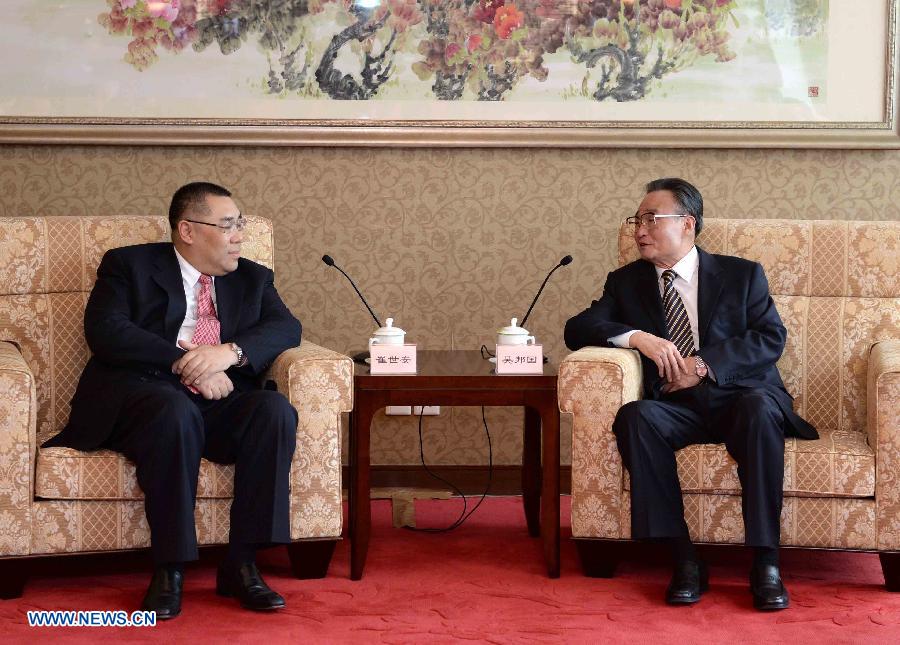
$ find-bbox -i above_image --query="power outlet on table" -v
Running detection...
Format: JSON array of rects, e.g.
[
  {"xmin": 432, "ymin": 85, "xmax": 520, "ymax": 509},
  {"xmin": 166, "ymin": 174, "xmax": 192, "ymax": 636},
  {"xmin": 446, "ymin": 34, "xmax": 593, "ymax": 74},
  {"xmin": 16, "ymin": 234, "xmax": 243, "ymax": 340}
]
[{"xmin": 384, "ymin": 406, "xmax": 440, "ymax": 416}]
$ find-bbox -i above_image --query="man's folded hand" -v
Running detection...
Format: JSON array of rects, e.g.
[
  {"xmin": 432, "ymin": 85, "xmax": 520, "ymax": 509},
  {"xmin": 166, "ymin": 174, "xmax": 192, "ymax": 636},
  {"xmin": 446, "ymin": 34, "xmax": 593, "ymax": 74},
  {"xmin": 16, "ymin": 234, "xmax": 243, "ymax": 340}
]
[
  {"xmin": 661, "ymin": 356, "xmax": 702, "ymax": 394},
  {"xmin": 629, "ymin": 331, "xmax": 688, "ymax": 382},
  {"xmin": 173, "ymin": 341, "xmax": 237, "ymax": 385},
  {"xmin": 192, "ymin": 371, "xmax": 234, "ymax": 400}
]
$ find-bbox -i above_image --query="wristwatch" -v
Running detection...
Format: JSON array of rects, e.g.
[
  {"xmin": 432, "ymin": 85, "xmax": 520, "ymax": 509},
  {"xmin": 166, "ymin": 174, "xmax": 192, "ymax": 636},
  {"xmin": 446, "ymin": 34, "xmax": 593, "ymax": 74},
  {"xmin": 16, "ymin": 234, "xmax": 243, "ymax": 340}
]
[
  {"xmin": 694, "ymin": 355, "xmax": 709, "ymax": 380},
  {"xmin": 230, "ymin": 342, "xmax": 248, "ymax": 367}
]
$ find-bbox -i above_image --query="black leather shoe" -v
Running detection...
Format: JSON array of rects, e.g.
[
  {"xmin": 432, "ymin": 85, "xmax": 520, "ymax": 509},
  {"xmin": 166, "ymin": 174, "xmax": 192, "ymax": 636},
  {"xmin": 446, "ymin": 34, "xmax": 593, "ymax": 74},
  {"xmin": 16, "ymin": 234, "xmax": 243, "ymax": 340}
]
[
  {"xmin": 141, "ymin": 567, "xmax": 183, "ymax": 620},
  {"xmin": 216, "ymin": 562, "xmax": 285, "ymax": 611},
  {"xmin": 750, "ymin": 564, "xmax": 790, "ymax": 610},
  {"xmin": 666, "ymin": 560, "xmax": 709, "ymax": 605}
]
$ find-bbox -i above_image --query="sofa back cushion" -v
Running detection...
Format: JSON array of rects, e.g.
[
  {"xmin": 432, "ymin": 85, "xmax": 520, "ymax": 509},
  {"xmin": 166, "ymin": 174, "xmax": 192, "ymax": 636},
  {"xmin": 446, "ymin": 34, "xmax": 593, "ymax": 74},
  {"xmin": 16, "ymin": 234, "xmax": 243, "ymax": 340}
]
[
  {"xmin": 0, "ymin": 216, "xmax": 274, "ymax": 444},
  {"xmin": 617, "ymin": 219, "xmax": 900, "ymax": 433}
]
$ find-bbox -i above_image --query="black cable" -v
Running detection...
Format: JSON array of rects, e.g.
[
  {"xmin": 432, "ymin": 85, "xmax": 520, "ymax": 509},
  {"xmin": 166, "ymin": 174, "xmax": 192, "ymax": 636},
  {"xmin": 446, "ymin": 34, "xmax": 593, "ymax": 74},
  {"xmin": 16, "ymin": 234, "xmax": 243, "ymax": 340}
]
[
  {"xmin": 405, "ymin": 406, "xmax": 467, "ymax": 532},
  {"xmin": 404, "ymin": 405, "xmax": 493, "ymax": 533}
]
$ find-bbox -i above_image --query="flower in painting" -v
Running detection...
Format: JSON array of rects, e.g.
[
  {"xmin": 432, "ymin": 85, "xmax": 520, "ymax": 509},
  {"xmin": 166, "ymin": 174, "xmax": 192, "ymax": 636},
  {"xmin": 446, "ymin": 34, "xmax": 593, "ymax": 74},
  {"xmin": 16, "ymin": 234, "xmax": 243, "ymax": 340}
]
[
  {"xmin": 534, "ymin": 0, "xmax": 565, "ymax": 20},
  {"xmin": 473, "ymin": 0, "xmax": 504, "ymax": 24},
  {"xmin": 466, "ymin": 33, "xmax": 483, "ymax": 54},
  {"xmin": 98, "ymin": 0, "xmax": 198, "ymax": 70},
  {"xmin": 659, "ymin": 9, "xmax": 680, "ymax": 30},
  {"xmin": 203, "ymin": 0, "xmax": 239, "ymax": 15},
  {"xmin": 125, "ymin": 36, "xmax": 159, "ymax": 70},
  {"xmin": 146, "ymin": 1, "xmax": 180, "ymax": 23},
  {"xmin": 493, "ymin": 3, "xmax": 523, "ymax": 40},
  {"xmin": 444, "ymin": 41, "xmax": 461, "ymax": 62},
  {"xmin": 130, "ymin": 17, "xmax": 155, "ymax": 38},
  {"xmin": 101, "ymin": 3, "xmax": 129, "ymax": 32},
  {"xmin": 375, "ymin": 0, "xmax": 423, "ymax": 33},
  {"xmin": 159, "ymin": 21, "xmax": 196, "ymax": 51}
]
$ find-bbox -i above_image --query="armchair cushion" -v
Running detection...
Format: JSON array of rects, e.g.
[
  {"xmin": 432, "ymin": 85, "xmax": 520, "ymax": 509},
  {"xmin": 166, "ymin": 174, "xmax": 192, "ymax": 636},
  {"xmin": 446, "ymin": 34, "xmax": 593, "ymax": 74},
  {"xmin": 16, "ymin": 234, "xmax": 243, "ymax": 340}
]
[
  {"xmin": 35, "ymin": 448, "xmax": 235, "ymax": 500},
  {"xmin": 622, "ymin": 428, "xmax": 875, "ymax": 498}
]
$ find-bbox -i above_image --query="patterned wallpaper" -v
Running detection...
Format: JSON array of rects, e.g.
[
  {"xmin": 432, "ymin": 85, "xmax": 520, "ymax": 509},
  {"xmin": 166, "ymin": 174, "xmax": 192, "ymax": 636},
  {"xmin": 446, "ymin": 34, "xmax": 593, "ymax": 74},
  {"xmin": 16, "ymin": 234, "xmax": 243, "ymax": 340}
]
[{"xmin": 1, "ymin": 145, "xmax": 899, "ymax": 466}]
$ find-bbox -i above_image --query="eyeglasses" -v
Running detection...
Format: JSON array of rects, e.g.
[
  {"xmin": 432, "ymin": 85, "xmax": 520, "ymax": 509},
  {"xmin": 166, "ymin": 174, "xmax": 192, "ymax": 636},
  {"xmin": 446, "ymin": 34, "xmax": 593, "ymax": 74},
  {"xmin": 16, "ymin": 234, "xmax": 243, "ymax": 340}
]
[
  {"xmin": 183, "ymin": 216, "xmax": 247, "ymax": 234},
  {"xmin": 625, "ymin": 213, "xmax": 688, "ymax": 229}
]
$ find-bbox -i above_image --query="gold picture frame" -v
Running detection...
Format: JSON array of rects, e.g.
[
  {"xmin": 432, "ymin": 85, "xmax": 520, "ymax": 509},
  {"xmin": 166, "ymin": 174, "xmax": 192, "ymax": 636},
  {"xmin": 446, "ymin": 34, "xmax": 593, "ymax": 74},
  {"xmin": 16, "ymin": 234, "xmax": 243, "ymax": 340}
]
[{"xmin": 1, "ymin": 0, "xmax": 897, "ymax": 149}]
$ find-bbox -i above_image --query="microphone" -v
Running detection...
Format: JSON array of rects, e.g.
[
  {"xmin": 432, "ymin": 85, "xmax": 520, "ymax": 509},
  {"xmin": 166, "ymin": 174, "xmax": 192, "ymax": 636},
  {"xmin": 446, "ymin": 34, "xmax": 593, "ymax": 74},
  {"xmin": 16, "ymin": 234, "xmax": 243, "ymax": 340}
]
[
  {"xmin": 321, "ymin": 255, "xmax": 382, "ymax": 328},
  {"xmin": 322, "ymin": 255, "xmax": 382, "ymax": 364},
  {"xmin": 520, "ymin": 254, "xmax": 573, "ymax": 328}
]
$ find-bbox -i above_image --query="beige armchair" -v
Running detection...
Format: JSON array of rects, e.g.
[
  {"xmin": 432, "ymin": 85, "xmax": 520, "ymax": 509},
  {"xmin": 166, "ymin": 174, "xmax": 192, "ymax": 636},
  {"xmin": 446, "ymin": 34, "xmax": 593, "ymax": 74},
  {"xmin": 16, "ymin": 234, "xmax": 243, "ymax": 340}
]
[
  {"xmin": 559, "ymin": 219, "xmax": 900, "ymax": 588},
  {"xmin": 0, "ymin": 216, "xmax": 353, "ymax": 598}
]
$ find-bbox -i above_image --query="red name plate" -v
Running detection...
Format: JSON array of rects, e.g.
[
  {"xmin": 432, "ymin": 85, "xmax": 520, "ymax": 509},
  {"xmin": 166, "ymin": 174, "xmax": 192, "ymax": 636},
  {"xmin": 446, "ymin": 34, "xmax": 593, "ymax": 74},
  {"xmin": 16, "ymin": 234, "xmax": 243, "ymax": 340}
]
[
  {"xmin": 495, "ymin": 344, "xmax": 543, "ymax": 375},
  {"xmin": 370, "ymin": 344, "xmax": 417, "ymax": 375}
]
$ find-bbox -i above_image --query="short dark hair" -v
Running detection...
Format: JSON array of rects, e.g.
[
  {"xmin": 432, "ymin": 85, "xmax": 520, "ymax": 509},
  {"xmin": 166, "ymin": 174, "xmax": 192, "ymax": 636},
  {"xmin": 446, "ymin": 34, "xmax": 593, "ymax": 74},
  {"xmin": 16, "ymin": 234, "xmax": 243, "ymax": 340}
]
[
  {"xmin": 168, "ymin": 182, "xmax": 232, "ymax": 229},
  {"xmin": 644, "ymin": 177, "xmax": 704, "ymax": 235}
]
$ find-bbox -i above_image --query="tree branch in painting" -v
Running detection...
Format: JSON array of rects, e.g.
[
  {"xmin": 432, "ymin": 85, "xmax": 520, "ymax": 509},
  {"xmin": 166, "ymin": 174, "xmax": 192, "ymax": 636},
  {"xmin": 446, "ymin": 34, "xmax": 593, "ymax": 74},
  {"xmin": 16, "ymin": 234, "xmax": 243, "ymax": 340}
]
[{"xmin": 564, "ymin": 0, "xmax": 736, "ymax": 102}]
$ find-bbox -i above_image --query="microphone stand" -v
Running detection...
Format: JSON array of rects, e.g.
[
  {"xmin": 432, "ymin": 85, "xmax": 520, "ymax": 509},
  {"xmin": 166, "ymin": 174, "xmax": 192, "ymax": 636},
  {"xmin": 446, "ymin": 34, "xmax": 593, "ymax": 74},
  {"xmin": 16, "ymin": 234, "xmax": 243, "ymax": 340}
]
[
  {"xmin": 521, "ymin": 263, "xmax": 562, "ymax": 328},
  {"xmin": 322, "ymin": 255, "xmax": 381, "ymax": 363},
  {"xmin": 519, "ymin": 255, "xmax": 573, "ymax": 363}
]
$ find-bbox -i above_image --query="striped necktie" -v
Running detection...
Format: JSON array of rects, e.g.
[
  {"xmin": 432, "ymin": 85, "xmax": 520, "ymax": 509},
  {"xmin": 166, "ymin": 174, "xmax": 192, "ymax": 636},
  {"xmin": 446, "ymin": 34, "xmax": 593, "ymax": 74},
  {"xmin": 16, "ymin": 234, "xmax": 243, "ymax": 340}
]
[{"xmin": 662, "ymin": 269, "xmax": 695, "ymax": 358}]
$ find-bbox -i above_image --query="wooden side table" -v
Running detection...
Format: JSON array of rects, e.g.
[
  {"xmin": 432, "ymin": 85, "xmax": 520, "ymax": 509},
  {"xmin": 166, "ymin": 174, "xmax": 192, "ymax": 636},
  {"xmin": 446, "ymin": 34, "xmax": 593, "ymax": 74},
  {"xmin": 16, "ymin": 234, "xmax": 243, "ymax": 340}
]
[{"xmin": 348, "ymin": 350, "xmax": 560, "ymax": 580}]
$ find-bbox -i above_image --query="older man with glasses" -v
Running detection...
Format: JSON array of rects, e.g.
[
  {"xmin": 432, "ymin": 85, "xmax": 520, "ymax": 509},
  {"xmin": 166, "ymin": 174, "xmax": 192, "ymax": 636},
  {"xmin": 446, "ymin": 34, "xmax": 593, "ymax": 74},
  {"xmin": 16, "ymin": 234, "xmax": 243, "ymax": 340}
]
[
  {"xmin": 46, "ymin": 182, "xmax": 301, "ymax": 619},
  {"xmin": 565, "ymin": 177, "xmax": 816, "ymax": 611}
]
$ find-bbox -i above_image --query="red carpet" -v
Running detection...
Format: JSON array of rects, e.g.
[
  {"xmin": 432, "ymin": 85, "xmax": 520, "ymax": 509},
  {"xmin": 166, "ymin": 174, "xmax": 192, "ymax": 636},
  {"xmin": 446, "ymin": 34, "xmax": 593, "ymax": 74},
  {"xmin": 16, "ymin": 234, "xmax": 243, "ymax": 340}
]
[{"xmin": 2, "ymin": 496, "xmax": 900, "ymax": 643}]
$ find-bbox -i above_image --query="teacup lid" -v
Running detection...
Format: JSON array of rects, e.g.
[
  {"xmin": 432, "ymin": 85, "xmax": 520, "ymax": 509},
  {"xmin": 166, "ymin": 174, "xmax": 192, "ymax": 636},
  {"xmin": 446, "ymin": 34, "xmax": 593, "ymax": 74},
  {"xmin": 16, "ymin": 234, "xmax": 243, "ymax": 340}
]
[
  {"xmin": 497, "ymin": 317, "xmax": 529, "ymax": 335},
  {"xmin": 373, "ymin": 317, "xmax": 405, "ymax": 336}
]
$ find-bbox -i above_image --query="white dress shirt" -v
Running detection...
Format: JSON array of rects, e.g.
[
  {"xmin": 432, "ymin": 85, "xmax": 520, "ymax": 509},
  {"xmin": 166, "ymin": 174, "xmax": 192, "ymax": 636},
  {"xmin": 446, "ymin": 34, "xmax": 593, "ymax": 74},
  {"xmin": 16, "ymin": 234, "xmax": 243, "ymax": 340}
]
[
  {"xmin": 174, "ymin": 248, "xmax": 217, "ymax": 346},
  {"xmin": 609, "ymin": 246, "xmax": 713, "ymax": 379}
]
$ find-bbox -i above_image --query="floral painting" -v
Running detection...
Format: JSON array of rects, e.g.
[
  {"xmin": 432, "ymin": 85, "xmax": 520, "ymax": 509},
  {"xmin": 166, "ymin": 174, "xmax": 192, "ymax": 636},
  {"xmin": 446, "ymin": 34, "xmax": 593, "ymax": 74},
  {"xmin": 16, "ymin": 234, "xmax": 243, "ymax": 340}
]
[{"xmin": 92, "ymin": 0, "xmax": 826, "ymax": 103}]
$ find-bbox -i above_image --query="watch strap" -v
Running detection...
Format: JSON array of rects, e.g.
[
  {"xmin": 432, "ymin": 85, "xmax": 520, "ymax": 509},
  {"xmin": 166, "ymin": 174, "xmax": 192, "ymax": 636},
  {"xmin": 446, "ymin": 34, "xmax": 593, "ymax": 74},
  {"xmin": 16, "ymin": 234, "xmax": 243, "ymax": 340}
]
[
  {"xmin": 694, "ymin": 355, "xmax": 708, "ymax": 379},
  {"xmin": 231, "ymin": 342, "xmax": 248, "ymax": 367}
]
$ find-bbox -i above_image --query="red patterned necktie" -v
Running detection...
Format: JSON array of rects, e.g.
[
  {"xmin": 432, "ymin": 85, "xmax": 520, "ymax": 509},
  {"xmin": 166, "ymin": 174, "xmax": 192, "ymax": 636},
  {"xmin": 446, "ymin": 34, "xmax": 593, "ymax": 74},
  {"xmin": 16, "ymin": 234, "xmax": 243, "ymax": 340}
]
[
  {"xmin": 186, "ymin": 274, "xmax": 220, "ymax": 393},
  {"xmin": 191, "ymin": 274, "xmax": 221, "ymax": 346}
]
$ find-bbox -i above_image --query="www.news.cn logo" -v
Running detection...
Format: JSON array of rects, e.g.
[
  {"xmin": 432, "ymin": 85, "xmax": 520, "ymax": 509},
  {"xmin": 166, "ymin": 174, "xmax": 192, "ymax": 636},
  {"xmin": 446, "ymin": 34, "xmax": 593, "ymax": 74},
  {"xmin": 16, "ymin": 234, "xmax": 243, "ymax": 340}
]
[{"xmin": 27, "ymin": 610, "xmax": 157, "ymax": 627}]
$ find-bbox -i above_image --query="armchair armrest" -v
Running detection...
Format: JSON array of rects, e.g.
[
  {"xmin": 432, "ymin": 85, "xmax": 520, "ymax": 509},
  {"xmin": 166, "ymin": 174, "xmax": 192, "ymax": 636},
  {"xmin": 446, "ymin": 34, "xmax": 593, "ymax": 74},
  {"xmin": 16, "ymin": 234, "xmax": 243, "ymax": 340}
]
[
  {"xmin": 0, "ymin": 341, "xmax": 37, "ymax": 556},
  {"xmin": 559, "ymin": 347, "xmax": 642, "ymax": 540},
  {"xmin": 869, "ymin": 340, "xmax": 900, "ymax": 550},
  {"xmin": 266, "ymin": 341, "xmax": 353, "ymax": 540},
  {"xmin": 267, "ymin": 341, "xmax": 354, "ymax": 413},
  {"xmin": 558, "ymin": 347, "xmax": 643, "ymax": 414}
]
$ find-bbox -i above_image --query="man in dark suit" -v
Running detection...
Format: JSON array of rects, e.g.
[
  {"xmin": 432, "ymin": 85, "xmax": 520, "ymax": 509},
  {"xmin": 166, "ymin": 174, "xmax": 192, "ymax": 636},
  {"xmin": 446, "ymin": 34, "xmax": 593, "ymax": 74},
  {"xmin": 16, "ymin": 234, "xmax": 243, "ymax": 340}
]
[
  {"xmin": 46, "ymin": 182, "xmax": 301, "ymax": 619},
  {"xmin": 565, "ymin": 178, "xmax": 816, "ymax": 611}
]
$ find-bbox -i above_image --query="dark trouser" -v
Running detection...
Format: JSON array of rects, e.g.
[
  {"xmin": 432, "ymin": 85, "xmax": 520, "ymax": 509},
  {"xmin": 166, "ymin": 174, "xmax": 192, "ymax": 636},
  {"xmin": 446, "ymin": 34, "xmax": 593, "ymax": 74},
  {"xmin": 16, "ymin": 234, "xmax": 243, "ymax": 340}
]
[
  {"xmin": 612, "ymin": 383, "xmax": 785, "ymax": 549},
  {"xmin": 104, "ymin": 380, "xmax": 298, "ymax": 564}
]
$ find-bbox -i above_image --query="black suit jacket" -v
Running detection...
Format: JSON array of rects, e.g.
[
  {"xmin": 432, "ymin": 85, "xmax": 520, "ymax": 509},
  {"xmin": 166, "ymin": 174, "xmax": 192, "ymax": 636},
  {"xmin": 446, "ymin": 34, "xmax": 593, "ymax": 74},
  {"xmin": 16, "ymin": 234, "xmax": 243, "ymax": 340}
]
[
  {"xmin": 564, "ymin": 247, "xmax": 816, "ymax": 439},
  {"xmin": 46, "ymin": 242, "xmax": 302, "ymax": 451}
]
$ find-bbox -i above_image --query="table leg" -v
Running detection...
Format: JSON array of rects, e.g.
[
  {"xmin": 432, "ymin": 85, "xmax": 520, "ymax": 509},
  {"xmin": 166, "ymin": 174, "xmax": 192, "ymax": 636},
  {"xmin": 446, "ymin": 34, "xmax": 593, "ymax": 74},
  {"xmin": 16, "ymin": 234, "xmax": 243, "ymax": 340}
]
[
  {"xmin": 522, "ymin": 406, "xmax": 542, "ymax": 538},
  {"xmin": 349, "ymin": 396, "xmax": 378, "ymax": 580},
  {"xmin": 348, "ymin": 411, "xmax": 356, "ymax": 543},
  {"xmin": 538, "ymin": 392, "xmax": 560, "ymax": 578}
]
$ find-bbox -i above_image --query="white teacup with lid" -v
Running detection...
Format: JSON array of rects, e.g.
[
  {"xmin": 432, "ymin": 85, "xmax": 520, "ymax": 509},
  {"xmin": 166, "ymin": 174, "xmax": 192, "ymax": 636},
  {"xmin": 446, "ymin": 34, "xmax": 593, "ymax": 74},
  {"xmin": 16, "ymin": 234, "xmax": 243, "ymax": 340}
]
[
  {"xmin": 496, "ymin": 318, "xmax": 536, "ymax": 346},
  {"xmin": 369, "ymin": 317, "xmax": 406, "ymax": 347}
]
